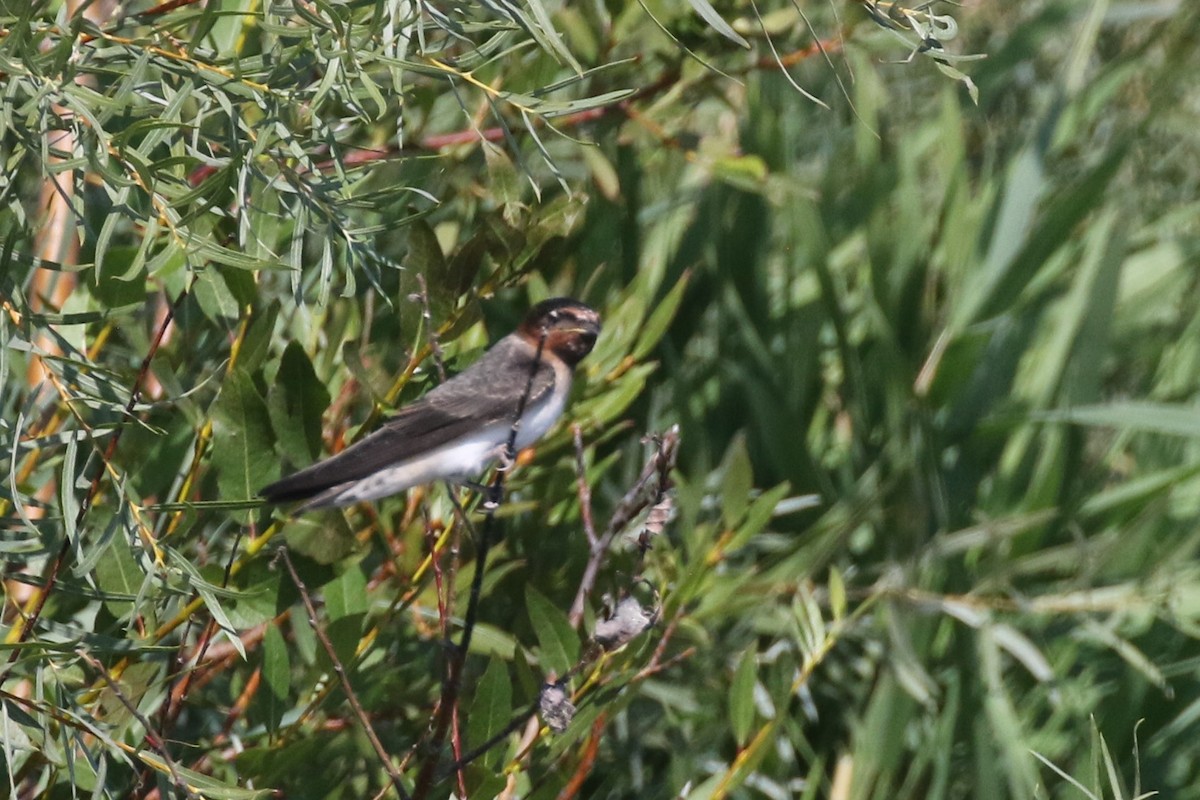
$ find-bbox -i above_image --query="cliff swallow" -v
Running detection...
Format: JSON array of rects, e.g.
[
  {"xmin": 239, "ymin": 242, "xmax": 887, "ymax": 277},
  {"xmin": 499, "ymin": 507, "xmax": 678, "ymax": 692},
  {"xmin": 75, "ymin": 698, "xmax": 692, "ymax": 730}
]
[{"xmin": 259, "ymin": 298, "xmax": 601, "ymax": 512}]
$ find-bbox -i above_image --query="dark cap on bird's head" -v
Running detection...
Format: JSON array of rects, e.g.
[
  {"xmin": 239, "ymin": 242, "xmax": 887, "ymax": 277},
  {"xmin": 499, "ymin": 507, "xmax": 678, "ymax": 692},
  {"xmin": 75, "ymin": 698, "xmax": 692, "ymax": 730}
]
[{"xmin": 519, "ymin": 298, "xmax": 601, "ymax": 366}]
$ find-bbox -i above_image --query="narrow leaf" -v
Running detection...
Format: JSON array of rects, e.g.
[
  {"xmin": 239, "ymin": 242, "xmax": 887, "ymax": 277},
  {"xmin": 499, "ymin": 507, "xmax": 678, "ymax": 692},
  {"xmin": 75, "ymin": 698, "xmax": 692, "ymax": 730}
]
[
  {"xmin": 468, "ymin": 657, "xmax": 513, "ymax": 768},
  {"xmin": 525, "ymin": 585, "xmax": 579, "ymax": 676},
  {"xmin": 687, "ymin": 0, "xmax": 751, "ymax": 48},
  {"xmin": 1043, "ymin": 402, "xmax": 1200, "ymax": 438},
  {"xmin": 729, "ymin": 648, "xmax": 758, "ymax": 746},
  {"xmin": 262, "ymin": 622, "xmax": 290, "ymax": 733},
  {"xmin": 720, "ymin": 434, "xmax": 754, "ymax": 527}
]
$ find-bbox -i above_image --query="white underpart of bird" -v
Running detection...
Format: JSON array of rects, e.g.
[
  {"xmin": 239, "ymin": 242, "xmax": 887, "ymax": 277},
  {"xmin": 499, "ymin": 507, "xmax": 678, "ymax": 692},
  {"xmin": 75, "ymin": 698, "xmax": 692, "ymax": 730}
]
[{"xmin": 308, "ymin": 360, "xmax": 570, "ymax": 507}]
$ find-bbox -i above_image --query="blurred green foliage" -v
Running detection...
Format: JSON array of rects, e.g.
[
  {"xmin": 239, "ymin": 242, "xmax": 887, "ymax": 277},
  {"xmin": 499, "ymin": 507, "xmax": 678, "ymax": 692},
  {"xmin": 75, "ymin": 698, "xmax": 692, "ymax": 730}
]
[{"xmin": 3, "ymin": 0, "xmax": 1200, "ymax": 798}]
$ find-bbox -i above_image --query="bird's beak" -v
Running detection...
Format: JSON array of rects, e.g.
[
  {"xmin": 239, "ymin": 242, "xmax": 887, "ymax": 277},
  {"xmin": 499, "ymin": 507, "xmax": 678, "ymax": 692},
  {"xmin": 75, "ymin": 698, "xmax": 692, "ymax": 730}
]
[{"xmin": 574, "ymin": 318, "xmax": 601, "ymax": 346}]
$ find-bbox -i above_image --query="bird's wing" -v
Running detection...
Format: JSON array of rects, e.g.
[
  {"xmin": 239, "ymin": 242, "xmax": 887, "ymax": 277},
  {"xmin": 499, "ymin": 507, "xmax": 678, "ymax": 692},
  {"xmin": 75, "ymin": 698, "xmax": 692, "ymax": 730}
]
[
  {"xmin": 421, "ymin": 335, "xmax": 558, "ymax": 416},
  {"xmin": 259, "ymin": 338, "xmax": 557, "ymax": 503}
]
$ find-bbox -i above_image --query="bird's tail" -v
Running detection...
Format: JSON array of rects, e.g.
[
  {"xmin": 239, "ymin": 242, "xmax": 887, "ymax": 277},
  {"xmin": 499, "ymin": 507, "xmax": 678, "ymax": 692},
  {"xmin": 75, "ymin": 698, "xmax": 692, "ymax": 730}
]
[{"xmin": 260, "ymin": 464, "xmax": 352, "ymax": 511}]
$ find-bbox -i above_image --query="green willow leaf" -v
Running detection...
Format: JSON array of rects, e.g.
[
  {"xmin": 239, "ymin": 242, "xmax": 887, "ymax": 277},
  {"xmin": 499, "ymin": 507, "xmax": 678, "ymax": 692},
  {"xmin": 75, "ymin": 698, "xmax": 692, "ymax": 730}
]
[
  {"xmin": 525, "ymin": 585, "xmax": 579, "ymax": 676},
  {"xmin": 687, "ymin": 0, "xmax": 751, "ymax": 49},
  {"xmin": 468, "ymin": 657, "xmax": 513, "ymax": 769},
  {"xmin": 729, "ymin": 648, "xmax": 757, "ymax": 747},
  {"xmin": 1042, "ymin": 402, "xmax": 1200, "ymax": 438},
  {"xmin": 267, "ymin": 342, "xmax": 331, "ymax": 468},
  {"xmin": 212, "ymin": 368, "xmax": 277, "ymax": 503}
]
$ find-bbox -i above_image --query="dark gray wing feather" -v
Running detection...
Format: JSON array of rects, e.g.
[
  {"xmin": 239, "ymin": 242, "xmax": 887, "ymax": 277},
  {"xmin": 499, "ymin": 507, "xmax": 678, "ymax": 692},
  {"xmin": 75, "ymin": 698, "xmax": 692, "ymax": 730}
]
[{"xmin": 259, "ymin": 336, "xmax": 555, "ymax": 504}]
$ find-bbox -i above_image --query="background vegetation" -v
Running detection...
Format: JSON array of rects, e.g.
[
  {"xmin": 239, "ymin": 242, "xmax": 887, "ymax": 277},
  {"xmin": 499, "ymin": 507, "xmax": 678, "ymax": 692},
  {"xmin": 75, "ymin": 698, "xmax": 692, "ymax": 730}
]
[{"xmin": 2, "ymin": 0, "xmax": 1200, "ymax": 797}]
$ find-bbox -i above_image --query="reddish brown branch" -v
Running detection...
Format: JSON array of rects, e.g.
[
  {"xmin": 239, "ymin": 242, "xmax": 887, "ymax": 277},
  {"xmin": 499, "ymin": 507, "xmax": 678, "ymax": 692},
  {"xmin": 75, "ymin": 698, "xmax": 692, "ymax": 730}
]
[
  {"xmin": 568, "ymin": 428, "xmax": 679, "ymax": 626},
  {"xmin": 573, "ymin": 425, "xmax": 598, "ymax": 550},
  {"xmin": 554, "ymin": 712, "xmax": 608, "ymax": 800},
  {"xmin": 182, "ymin": 34, "xmax": 842, "ymax": 188},
  {"xmin": 755, "ymin": 36, "xmax": 843, "ymax": 70},
  {"xmin": 410, "ymin": 329, "xmax": 549, "ymax": 799},
  {"xmin": 137, "ymin": 0, "xmax": 207, "ymax": 17},
  {"xmin": 278, "ymin": 546, "xmax": 411, "ymax": 799},
  {"xmin": 79, "ymin": 650, "xmax": 198, "ymax": 799}
]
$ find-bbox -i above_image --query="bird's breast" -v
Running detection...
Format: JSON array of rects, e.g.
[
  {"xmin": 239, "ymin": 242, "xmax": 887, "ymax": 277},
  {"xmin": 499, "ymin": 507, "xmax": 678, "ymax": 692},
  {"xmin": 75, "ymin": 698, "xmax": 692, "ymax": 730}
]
[{"xmin": 513, "ymin": 363, "xmax": 571, "ymax": 450}]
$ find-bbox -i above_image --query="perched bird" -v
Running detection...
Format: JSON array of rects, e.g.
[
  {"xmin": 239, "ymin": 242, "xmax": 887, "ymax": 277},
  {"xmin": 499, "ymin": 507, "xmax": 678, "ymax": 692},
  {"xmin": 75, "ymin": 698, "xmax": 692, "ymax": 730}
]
[{"xmin": 259, "ymin": 298, "xmax": 601, "ymax": 512}]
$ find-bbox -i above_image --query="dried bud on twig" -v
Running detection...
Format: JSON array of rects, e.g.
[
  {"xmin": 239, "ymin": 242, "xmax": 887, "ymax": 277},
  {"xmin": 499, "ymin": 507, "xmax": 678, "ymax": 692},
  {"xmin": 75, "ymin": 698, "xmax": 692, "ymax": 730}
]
[
  {"xmin": 539, "ymin": 681, "xmax": 576, "ymax": 733},
  {"xmin": 594, "ymin": 593, "xmax": 660, "ymax": 651},
  {"xmin": 636, "ymin": 495, "xmax": 674, "ymax": 552}
]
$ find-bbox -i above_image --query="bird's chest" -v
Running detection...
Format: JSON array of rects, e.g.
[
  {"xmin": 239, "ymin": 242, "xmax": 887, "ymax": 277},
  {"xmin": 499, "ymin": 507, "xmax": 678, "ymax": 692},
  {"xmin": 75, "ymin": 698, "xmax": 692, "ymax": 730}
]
[{"xmin": 514, "ymin": 380, "xmax": 569, "ymax": 450}]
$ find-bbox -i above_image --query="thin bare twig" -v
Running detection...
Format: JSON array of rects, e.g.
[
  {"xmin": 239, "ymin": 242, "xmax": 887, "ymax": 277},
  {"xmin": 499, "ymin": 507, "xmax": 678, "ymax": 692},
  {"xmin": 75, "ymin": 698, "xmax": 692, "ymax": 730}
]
[
  {"xmin": 422, "ymin": 512, "xmax": 451, "ymax": 642},
  {"xmin": 411, "ymin": 287, "xmax": 470, "ymax": 796},
  {"xmin": 136, "ymin": 0, "xmax": 205, "ymax": 18},
  {"xmin": 437, "ymin": 700, "xmax": 540, "ymax": 779},
  {"xmin": 568, "ymin": 427, "xmax": 680, "ymax": 627},
  {"xmin": 572, "ymin": 425, "xmax": 597, "ymax": 549},
  {"xmin": 442, "ymin": 428, "xmax": 685, "ymax": 777},
  {"xmin": 135, "ymin": 612, "xmax": 214, "ymax": 800},
  {"xmin": 635, "ymin": 610, "xmax": 688, "ymax": 681},
  {"xmin": 411, "ymin": 327, "xmax": 549, "ymax": 799},
  {"xmin": 155, "ymin": 528, "xmax": 244, "ymax": 732},
  {"xmin": 333, "ymin": 37, "xmax": 841, "ymax": 164},
  {"xmin": 420, "ymin": 505, "xmax": 468, "ymax": 798},
  {"xmin": 77, "ymin": 650, "xmax": 199, "ymax": 800},
  {"xmin": 277, "ymin": 547, "xmax": 411, "ymax": 800},
  {"xmin": 633, "ymin": 646, "xmax": 696, "ymax": 682},
  {"xmin": 413, "ymin": 275, "xmax": 447, "ymax": 383},
  {"xmin": 554, "ymin": 712, "xmax": 607, "ymax": 800}
]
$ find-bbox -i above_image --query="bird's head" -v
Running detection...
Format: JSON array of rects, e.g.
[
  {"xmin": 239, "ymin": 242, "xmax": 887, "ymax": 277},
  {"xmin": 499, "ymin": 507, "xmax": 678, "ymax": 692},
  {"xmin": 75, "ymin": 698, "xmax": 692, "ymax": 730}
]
[{"xmin": 520, "ymin": 298, "xmax": 601, "ymax": 367}]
